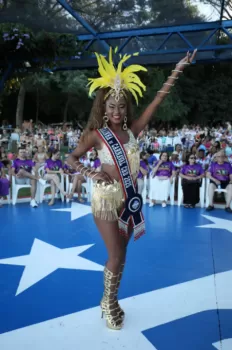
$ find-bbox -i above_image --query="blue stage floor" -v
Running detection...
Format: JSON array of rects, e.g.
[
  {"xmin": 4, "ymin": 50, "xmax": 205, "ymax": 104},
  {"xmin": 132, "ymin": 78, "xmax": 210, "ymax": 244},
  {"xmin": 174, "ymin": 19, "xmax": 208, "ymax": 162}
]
[{"xmin": 0, "ymin": 202, "xmax": 231, "ymax": 350}]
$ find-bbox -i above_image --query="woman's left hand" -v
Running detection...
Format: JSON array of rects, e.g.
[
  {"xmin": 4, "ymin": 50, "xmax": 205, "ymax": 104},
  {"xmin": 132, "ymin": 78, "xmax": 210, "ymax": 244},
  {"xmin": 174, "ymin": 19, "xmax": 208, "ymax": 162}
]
[{"xmin": 176, "ymin": 49, "xmax": 198, "ymax": 71}]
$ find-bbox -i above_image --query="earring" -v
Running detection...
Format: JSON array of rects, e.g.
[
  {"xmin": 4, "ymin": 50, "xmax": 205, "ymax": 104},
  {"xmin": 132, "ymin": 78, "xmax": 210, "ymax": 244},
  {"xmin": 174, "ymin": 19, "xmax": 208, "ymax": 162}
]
[
  {"xmin": 103, "ymin": 113, "xmax": 109, "ymax": 128},
  {"xmin": 123, "ymin": 116, "xmax": 127, "ymax": 131}
]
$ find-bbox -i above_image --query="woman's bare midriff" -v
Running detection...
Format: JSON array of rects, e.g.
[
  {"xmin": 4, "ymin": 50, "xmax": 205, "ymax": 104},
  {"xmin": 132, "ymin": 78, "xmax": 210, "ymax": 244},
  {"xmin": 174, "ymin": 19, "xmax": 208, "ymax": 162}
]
[{"xmin": 101, "ymin": 163, "xmax": 120, "ymax": 182}]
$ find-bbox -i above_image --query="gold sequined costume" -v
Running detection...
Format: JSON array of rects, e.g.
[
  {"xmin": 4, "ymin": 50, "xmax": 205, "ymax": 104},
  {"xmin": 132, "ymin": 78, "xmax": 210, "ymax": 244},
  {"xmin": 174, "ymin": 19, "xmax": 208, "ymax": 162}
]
[{"xmin": 92, "ymin": 129, "xmax": 140, "ymax": 221}]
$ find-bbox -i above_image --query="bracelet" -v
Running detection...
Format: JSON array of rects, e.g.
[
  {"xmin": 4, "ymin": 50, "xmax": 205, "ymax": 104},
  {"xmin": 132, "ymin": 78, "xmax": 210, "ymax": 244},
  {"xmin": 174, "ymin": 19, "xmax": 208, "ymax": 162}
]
[
  {"xmin": 82, "ymin": 167, "xmax": 90, "ymax": 176},
  {"xmin": 158, "ymin": 90, "xmax": 170, "ymax": 94},
  {"xmin": 176, "ymin": 62, "xmax": 190, "ymax": 66},
  {"xmin": 164, "ymin": 83, "xmax": 174, "ymax": 86},
  {"xmin": 172, "ymin": 69, "xmax": 183, "ymax": 73},
  {"xmin": 75, "ymin": 163, "xmax": 83, "ymax": 171},
  {"xmin": 91, "ymin": 172, "xmax": 98, "ymax": 180},
  {"xmin": 82, "ymin": 168, "xmax": 89, "ymax": 177},
  {"xmin": 168, "ymin": 76, "xmax": 179, "ymax": 80},
  {"xmin": 80, "ymin": 166, "xmax": 87, "ymax": 174},
  {"xmin": 88, "ymin": 169, "xmax": 95, "ymax": 177}
]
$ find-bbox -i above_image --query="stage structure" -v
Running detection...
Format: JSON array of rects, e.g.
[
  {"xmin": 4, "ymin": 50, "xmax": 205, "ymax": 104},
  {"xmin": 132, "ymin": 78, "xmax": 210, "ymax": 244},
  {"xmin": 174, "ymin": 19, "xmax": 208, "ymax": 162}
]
[{"xmin": 0, "ymin": 0, "xmax": 232, "ymax": 91}]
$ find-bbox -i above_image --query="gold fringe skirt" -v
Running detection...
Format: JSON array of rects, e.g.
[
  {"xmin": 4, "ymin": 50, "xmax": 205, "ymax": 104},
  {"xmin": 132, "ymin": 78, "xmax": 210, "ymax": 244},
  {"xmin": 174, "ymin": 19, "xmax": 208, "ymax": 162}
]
[{"xmin": 91, "ymin": 181, "xmax": 124, "ymax": 221}]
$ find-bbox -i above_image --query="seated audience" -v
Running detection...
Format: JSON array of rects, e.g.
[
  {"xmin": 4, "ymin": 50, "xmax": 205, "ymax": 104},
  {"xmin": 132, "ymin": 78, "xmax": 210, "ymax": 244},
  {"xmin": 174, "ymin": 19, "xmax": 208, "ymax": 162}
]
[
  {"xmin": 43, "ymin": 149, "xmax": 67, "ymax": 206},
  {"xmin": 11, "ymin": 148, "xmax": 45, "ymax": 207},
  {"xmin": 137, "ymin": 152, "xmax": 149, "ymax": 195},
  {"xmin": 180, "ymin": 154, "xmax": 205, "ymax": 208},
  {"xmin": 206, "ymin": 151, "xmax": 232, "ymax": 213},
  {"xmin": 0, "ymin": 161, "xmax": 10, "ymax": 207},
  {"xmin": 149, "ymin": 152, "xmax": 175, "ymax": 208}
]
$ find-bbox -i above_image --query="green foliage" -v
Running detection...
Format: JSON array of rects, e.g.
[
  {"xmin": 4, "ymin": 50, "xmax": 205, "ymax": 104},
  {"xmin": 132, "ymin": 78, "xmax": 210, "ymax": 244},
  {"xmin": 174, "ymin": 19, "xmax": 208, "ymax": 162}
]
[
  {"xmin": 1, "ymin": 0, "xmax": 205, "ymax": 34},
  {"xmin": 2, "ymin": 63, "xmax": 232, "ymax": 126},
  {"xmin": 178, "ymin": 63, "xmax": 232, "ymax": 125},
  {"xmin": 196, "ymin": 74, "xmax": 232, "ymax": 123},
  {"xmin": 0, "ymin": 0, "xmax": 230, "ymax": 125},
  {"xmin": 23, "ymin": 70, "xmax": 91, "ymax": 121},
  {"xmin": 137, "ymin": 68, "xmax": 189, "ymax": 122},
  {"xmin": 0, "ymin": 23, "xmax": 82, "ymax": 62}
]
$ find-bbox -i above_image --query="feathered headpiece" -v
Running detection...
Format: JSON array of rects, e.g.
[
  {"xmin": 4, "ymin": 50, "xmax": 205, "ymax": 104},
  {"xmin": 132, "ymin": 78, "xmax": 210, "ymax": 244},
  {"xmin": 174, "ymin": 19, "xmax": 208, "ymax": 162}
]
[{"xmin": 88, "ymin": 47, "xmax": 147, "ymax": 105}]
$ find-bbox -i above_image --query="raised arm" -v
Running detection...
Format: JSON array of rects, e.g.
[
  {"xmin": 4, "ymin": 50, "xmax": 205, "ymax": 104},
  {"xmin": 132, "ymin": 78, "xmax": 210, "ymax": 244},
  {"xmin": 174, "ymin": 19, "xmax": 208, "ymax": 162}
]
[{"xmin": 131, "ymin": 50, "xmax": 197, "ymax": 137}]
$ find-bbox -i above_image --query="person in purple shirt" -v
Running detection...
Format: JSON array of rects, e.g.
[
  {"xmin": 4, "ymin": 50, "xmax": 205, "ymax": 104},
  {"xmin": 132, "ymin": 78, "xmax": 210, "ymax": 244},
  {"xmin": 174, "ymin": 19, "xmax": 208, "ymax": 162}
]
[
  {"xmin": 180, "ymin": 153, "xmax": 205, "ymax": 208},
  {"xmin": 11, "ymin": 147, "xmax": 45, "ymax": 208},
  {"xmin": 89, "ymin": 149, "xmax": 101, "ymax": 171},
  {"xmin": 206, "ymin": 151, "xmax": 232, "ymax": 212},
  {"xmin": 137, "ymin": 152, "xmax": 149, "ymax": 195},
  {"xmin": 149, "ymin": 152, "xmax": 176, "ymax": 208},
  {"xmin": 63, "ymin": 152, "xmax": 90, "ymax": 203},
  {"xmin": 44, "ymin": 149, "xmax": 68, "ymax": 206},
  {"xmin": 0, "ymin": 161, "xmax": 10, "ymax": 207}
]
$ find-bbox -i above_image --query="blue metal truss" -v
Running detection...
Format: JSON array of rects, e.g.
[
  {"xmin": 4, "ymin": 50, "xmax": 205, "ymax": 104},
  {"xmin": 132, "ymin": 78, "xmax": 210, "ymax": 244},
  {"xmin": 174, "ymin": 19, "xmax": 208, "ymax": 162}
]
[
  {"xmin": 16, "ymin": 20, "xmax": 231, "ymax": 72},
  {"xmin": 0, "ymin": 2, "xmax": 232, "ymax": 92},
  {"xmin": 43, "ymin": 20, "xmax": 232, "ymax": 70},
  {"xmin": 77, "ymin": 20, "xmax": 232, "ymax": 56},
  {"xmin": 56, "ymin": 0, "xmax": 109, "ymax": 51},
  {"xmin": 78, "ymin": 20, "xmax": 232, "ymax": 41}
]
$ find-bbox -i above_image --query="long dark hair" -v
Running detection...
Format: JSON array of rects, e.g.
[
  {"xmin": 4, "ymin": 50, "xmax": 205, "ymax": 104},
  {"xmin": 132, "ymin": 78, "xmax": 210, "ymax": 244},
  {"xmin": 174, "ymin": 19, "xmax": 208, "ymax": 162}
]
[{"xmin": 140, "ymin": 151, "xmax": 148, "ymax": 165}]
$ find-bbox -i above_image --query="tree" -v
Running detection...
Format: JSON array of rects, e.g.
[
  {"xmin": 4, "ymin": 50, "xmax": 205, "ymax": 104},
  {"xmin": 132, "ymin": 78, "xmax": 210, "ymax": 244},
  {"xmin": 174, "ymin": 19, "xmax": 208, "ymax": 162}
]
[
  {"xmin": 202, "ymin": 0, "xmax": 232, "ymax": 20},
  {"xmin": 24, "ymin": 73, "xmax": 53, "ymax": 123},
  {"xmin": 0, "ymin": 23, "xmax": 82, "ymax": 63},
  {"xmin": 178, "ymin": 63, "xmax": 232, "ymax": 125},
  {"xmin": 1, "ymin": 0, "xmax": 205, "ymax": 34},
  {"xmin": 50, "ymin": 71, "xmax": 91, "ymax": 122},
  {"xmin": 0, "ymin": 0, "xmax": 80, "ymax": 33},
  {"xmin": 137, "ymin": 67, "xmax": 189, "ymax": 125}
]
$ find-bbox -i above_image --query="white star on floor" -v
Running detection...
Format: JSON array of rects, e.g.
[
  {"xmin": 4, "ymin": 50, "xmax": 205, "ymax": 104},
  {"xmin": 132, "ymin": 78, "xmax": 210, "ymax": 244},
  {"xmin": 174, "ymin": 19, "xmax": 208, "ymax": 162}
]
[
  {"xmin": 0, "ymin": 239, "xmax": 103, "ymax": 296},
  {"xmin": 51, "ymin": 202, "xmax": 92, "ymax": 221},
  {"xmin": 213, "ymin": 339, "xmax": 232, "ymax": 350},
  {"xmin": 0, "ymin": 270, "xmax": 231, "ymax": 350},
  {"xmin": 197, "ymin": 215, "xmax": 232, "ymax": 233}
]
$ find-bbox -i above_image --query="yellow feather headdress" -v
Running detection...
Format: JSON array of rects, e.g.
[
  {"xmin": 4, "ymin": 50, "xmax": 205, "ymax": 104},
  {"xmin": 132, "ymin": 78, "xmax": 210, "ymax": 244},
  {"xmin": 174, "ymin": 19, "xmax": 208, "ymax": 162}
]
[{"xmin": 88, "ymin": 47, "xmax": 147, "ymax": 105}]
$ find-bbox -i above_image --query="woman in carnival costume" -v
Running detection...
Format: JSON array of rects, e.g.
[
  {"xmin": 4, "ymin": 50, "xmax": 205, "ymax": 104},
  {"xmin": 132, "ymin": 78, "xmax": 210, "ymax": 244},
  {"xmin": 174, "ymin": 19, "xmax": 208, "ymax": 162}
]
[{"xmin": 68, "ymin": 48, "xmax": 197, "ymax": 330}]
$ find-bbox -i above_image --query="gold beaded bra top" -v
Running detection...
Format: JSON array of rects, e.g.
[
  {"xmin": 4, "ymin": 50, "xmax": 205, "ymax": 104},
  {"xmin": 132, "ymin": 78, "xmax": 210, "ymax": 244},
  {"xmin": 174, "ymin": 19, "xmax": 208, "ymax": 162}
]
[{"xmin": 98, "ymin": 129, "xmax": 140, "ymax": 177}]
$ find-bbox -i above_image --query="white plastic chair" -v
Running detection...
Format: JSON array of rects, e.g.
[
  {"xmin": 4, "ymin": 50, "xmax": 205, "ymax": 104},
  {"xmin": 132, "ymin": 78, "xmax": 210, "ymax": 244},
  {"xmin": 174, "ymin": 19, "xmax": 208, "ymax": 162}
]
[
  {"xmin": 66, "ymin": 174, "xmax": 92, "ymax": 203},
  {"xmin": 6, "ymin": 174, "xmax": 11, "ymax": 204},
  {"xmin": 12, "ymin": 175, "xmax": 39, "ymax": 205},
  {"xmin": 178, "ymin": 176, "xmax": 205, "ymax": 208},
  {"xmin": 169, "ymin": 176, "xmax": 176, "ymax": 205},
  {"xmin": 38, "ymin": 166, "xmax": 64, "ymax": 203},
  {"xmin": 141, "ymin": 175, "xmax": 148, "ymax": 204},
  {"xmin": 205, "ymin": 178, "xmax": 232, "ymax": 209}
]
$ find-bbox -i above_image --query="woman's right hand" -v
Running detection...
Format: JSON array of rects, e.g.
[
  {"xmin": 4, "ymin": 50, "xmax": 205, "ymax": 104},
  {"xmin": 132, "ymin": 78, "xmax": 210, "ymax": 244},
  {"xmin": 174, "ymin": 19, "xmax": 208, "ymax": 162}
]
[
  {"xmin": 187, "ymin": 176, "xmax": 194, "ymax": 180},
  {"xmin": 92, "ymin": 171, "xmax": 114, "ymax": 184}
]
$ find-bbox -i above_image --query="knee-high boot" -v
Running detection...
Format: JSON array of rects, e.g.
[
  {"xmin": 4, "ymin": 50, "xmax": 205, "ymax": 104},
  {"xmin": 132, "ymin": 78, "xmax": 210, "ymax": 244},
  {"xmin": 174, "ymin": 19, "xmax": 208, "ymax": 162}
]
[
  {"xmin": 114, "ymin": 263, "xmax": 125, "ymax": 320},
  {"xmin": 100, "ymin": 266, "xmax": 123, "ymax": 330}
]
